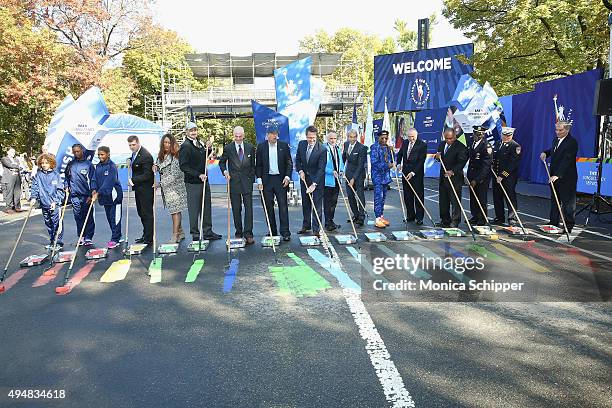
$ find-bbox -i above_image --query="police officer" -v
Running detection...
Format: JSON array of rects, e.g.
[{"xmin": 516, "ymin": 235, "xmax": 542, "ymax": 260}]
[
  {"xmin": 492, "ymin": 127, "xmax": 521, "ymax": 225},
  {"xmin": 466, "ymin": 125, "xmax": 492, "ymax": 225}
]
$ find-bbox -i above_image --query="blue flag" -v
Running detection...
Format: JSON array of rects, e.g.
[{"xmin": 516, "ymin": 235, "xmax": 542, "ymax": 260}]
[{"xmin": 251, "ymin": 100, "xmax": 290, "ymax": 144}]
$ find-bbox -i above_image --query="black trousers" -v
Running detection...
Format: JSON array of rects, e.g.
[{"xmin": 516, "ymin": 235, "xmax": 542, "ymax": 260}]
[
  {"xmin": 493, "ymin": 176, "xmax": 518, "ymax": 222},
  {"xmin": 401, "ymin": 175, "xmax": 424, "ymax": 221},
  {"xmin": 262, "ymin": 175, "xmax": 290, "ymax": 237},
  {"xmin": 469, "ymin": 179, "xmax": 489, "ymax": 223},
  {"xmin": 134, "ymin": 184, "xmax": 154, "ymax": 241},
  {"xmin": 230, "ymin": 190, "xmax": 253, "ymax": 238},
  {"xmin": 300, "ymin": 177, "xmax": 324, "ymax": 232},
  {"xmin": 346, "ymin": 177, "xmax": 365, "ymax": 222},
  {"xmin": 185, "ymin": 181, "xmax": 212, "ymax": 238},
  {"xmin": 323, "ymin": 184, "xmax": 339, "ymax": 227},
  {"xmin": 439, "ymin": 178, "xmax": 462, "ymax": 225},
  {"xmin": 550, "ymin": 179, "xmax": 576, "ymax": 231}
]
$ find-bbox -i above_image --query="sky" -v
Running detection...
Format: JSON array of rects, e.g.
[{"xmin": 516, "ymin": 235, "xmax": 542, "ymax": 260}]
[{"xmin": 152, "ymin": 0, "xmax": 470, "ymax": 55}]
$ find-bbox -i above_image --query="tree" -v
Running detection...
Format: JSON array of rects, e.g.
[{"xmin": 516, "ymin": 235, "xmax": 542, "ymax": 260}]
[
  {"xmin": 443, "ymin": 0, "xmax": 610, "ymax": 95},
  {"xmin": 99, "ymin": 68, "xmax": 138, "ymax": 113}
]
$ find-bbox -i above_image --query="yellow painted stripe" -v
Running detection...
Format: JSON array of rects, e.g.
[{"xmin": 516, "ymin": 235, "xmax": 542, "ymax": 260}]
[{"xmin": 491, "ymin": 243, "xmax": 549, "ymax": 273}]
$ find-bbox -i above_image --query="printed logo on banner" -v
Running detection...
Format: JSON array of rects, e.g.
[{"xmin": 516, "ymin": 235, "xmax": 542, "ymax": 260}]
[{"xmin": 411, "ymin": 79, "xmax": 430, "ymax": 107}]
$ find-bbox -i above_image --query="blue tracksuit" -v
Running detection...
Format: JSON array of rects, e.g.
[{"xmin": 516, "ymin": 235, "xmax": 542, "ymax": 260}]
[
  {"xmin": 64, "ymin": 157, "xmax": 95, "ymax": 240},
  {"xmin": 31, "ymin": 169, "xmax": 65, "ymax": 245},
  {"xmin": 370, "ymin": 142, "xmax": 393, "ymax": 217},
  {"xmin": 91, "ymin": 159, "xmax": 123, "ymax": 242}
]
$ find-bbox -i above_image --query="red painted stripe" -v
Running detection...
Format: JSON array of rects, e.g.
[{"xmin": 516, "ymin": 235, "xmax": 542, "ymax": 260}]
[
  {"xmin": 521, "ymin": 242, "xmax": 562, "ymax": 263},
  {"xmin": 0, "ymin": 269, "xmax": 29, "ymax": 293},
  {"xmin": 32, "ymin": 264, "xmax": 63, "ymax": 287},
  {"xmin": 563, "ymin": 247, "xmax": 593, "ymax": 268},
  {"xmin": 56, "ymin": 261, "xmax": 96, "ymax": 296}
]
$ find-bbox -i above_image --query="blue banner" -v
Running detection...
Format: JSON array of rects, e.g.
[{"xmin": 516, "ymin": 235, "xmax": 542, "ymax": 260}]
[
  {"xmin": 374, "ymin": 43, "xmax": 473, "ymax": 112},
  {"xmin": 512, "ymin": 69, "xmax": 601, "ymax": 184},
  {"xmin": 414, "ymin": 108, "xmax": 447, "ymax": 153},
  {"xmin": 576, "ymin": 160, "xmax": 612, "ymax": 195},
  {"xmin": 275, "ymin": 57, "xmax": 311, "ymax": 112},
  {"xmin": 251, "ymin": 100, "xmax": 290, "ymax": 144}
]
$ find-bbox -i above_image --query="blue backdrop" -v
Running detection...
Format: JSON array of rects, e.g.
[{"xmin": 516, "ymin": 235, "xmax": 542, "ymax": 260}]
[
  {"xmin": 374, "ymin": 43, "xmax": 473, "ymax": 112},
  {"xmin": 511, "ymin": 69, "xmax": 601, "ymax": 184}
]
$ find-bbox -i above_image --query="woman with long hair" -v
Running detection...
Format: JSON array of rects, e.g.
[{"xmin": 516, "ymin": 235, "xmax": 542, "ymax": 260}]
[{"xmin": 153, "ymin": 134, "xmax": 187, "ymax": 242}]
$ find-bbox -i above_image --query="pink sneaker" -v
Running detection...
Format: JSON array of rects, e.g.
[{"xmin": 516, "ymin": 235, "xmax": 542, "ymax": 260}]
[
  {"xmin": 83, "ymin": 239, "xmax": 93, "ymax": 247},
  {"xmin": 107, "ymin": 241, "xmax": 119, "ymax": 249}
]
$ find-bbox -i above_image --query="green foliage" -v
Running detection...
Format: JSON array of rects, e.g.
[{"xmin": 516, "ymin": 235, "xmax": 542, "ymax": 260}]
[
  {"xmin": 443, "ymin": 0, "xmax": 609, "ymax": 95},
  {"xmin": 100, "ymin": 68, "xmax": 139, "ymax": 113}
]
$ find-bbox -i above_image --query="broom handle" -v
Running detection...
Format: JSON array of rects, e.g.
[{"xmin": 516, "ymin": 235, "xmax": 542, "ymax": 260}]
[
  {"xmin": 300, "ymin": 177, "xmax": 333, "ymax": 259},
  {"xmin": 439, "ymin": 157, "xmax": 475, "ymax": 235},
  {"xmin": 199, "ymin": 146, "xmax": 211, "ymax": 243},
  {"xmin": 491, "ymin": 168, "xmax": 527, "ymax": 234},
  {"xmin": 152, "ymin": 183, "xmax": 157, "ymax": 256},
  {"xmin": 3, "ymin": 203, "xmax": 35, "ymax": 276},
  {"xmin": 226, "ymin": 179, "xmax": 231, "ymax": 248},
  {"xmin": 258, "ymin": 186, "xmax": 277, "ymax": 253},
  {"xmin": 68, "ymin": 196, "xmax": 96, "ymax": 271},
  {"xmin": 542, "ymin": 159, "xmax": 571, "ymax": 242},
  {"xmin": 389, "ymin": 147, "xmax": 408, "ymax": 224},
  {"xmin": 50, "ymin": 190, "xmax": 70, "ymax": 261},
  {"xmin": 401, "ymin": 172, "xmax": 435, "ymax": 226},
  {"xmin": 465, "ymin": 176, "xmax": 490, "ymax": 224},
  {"xmin": 334, "ymin": 172, "xmax": 357, "ymax": 239},
  {"xmin": 342, "ymin": 174, "xmax": 368, "ymax": 218}
]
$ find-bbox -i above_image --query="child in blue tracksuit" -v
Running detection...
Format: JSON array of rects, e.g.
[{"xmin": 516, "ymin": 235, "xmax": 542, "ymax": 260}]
[
  {"xmin": 91, "ymin": 146, "xmax": 123, "ymax": 249},
  {"xmin": 64, "ymin": 143, "xmax": 95, "ymax": 245},
  {"xmin": 30, "ymin": 153, "xmax": 65, "ymax": 248}
]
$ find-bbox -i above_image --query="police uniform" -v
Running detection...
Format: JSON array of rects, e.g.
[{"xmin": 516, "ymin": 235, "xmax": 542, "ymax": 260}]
[
  {"xmin": 466, "ymin": 126, "xmax": 492, "ymax": 225},
  {"xmin": 492, "ymin": 129, "xmax": 521, "ymax": 224}
]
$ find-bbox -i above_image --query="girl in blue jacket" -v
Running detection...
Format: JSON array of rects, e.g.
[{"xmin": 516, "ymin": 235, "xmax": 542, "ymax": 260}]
[
  {"xmin": 91, "ymin": 146, "xmax": 123, "ymax": 249},
  {"xmin": 30, "ymin": 153, "xmax": 65, "ymax": 249}
]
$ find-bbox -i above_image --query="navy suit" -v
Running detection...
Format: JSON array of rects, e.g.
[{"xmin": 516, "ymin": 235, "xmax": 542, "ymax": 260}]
[
  {"xmin": 397, "ymin": 138, "xmax": 427, "ymax": 222},
  {"xmin": 342, "ymin": 141, "xmax": 367, "ymax": 222},
  {"xmin": 295, "ymin": 140, "xmax": 327, "ymax": 232},
  {"xmin": 543, "ymin": 134, "xmax": 578, "ymax": 231}
]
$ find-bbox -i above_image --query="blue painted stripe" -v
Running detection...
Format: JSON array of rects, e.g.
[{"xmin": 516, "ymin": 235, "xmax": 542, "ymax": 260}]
[
  {"xmin": 375, "ymin": 244, "xmax": 432, "ymax": 280},
  {"xmin": 307, "ymin": 249, "xmax": 361, "ymax": 293},
  {"xmin": 411, "ymin": 243, "xmax": 470, "ymax": 283},
  {"xmin": 222, "ymin": 259, "xmax": 239, "ymax": 293}
]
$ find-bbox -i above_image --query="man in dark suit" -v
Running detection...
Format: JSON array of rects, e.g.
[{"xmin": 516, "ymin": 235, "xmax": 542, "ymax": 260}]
[
  {"xmin": 492, "ymin": 127, "xmax": 521, "ymax": 225},
  {"xmin": 540, "ymin": 121, "xmax": 579, "ymax": 232},
  {"xmin": 435, "ymin": 128, "xmax": 469, "ymax": 227},
  {"xmin": 466, "ymin": 125, "xmax": 493, "ymax": 226},
  {"xmin": 342, "ymin": 129, "xmax": 367, "ymax": 226},
  {"xmin": 127, "ymin": 135, "xmax": 154, "ymax": 244},
  {"xmin": 220, "ymin": 126, "xmax": 256, "ymax": 244},
  {"xmin": 295, "ymin": 125, "xmax": 327, "ymax": 237},
  {"xmin": 396, "ymin": 128, "xmax": 427, "ymax": 225},
  {"xmin": 179, "ymin": 122, "xmax": 222, "ymax": 241},
  {"xmin": 255, "ymin": 124, "xmax": 293, "ymax": 241},
  {"xmin": 1, "ymin": 147, "xmax": 23, "ymax": 213}
]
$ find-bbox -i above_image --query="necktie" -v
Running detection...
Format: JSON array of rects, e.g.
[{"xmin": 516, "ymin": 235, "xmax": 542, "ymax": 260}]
[
  {"xmin": 239, "ymin": 145, "xmax": 244, "ymax": 161},
  {"xmin": 444, "ymin": 144, "xmax": 449, "ymax": 154},
  {"xmin": 332, "ymin": 147, "xmax": 338, "ymax": 171},
  {"xmin": 306, "ymin": 144, "xmax": 313, "ymax": 162},
  {"xmin": 407, "ymin": 142, "xmax": 413, "ymax": 158},
  {"xmin": 348, "ymin": 143, "xmax": 354, "ymax": 156}
]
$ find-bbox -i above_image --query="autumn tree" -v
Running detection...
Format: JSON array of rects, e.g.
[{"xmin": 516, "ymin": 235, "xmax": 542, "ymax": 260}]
[{"xmin": 443, "ymin": 0, "xmax": 610, "ymax": 95}]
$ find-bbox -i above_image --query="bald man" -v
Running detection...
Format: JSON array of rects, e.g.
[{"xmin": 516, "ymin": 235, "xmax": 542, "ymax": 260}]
[{"xmin": 219, "ymin": 126, "xmax": 256, "ymax": 244}]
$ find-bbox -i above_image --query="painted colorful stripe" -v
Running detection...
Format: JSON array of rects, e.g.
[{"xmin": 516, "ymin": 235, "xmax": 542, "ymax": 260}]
[
  {"xmin": 0, "ymin": 269, "xmax": 29, "ymax": 293},
  {"xmin": 269, "ymin": 253, "xmax": 330, "ymax": 297},
  {"xmin": 56, "ymin": 261, "xmax": 96, "ymax": 296},
  {"xmin": 223, "ymin": 259, "xmax": 239, "ymax": 293},
  {"xmin": 377, "ymin": 244, "xmax": 431, "ymax": 280},
  {"xmin": 32, "ymin": 263, "xmax": 63, "ymax": 287},
  {"xmin": 491, "ymin": 243, "xmax": 549, "ymax": 273},
  {"xmin": 410, "ymin": 242, "xmax": 469, "ymax": 283},
  {"xmin": 466, "ymin": 244, "xmax": 505, "ymax": 262},
  {"xmin": 100, "ymin": 259, "xmax": 131, "ymax": 282},
  {"xmin": 185, "ymin": 259, "xmax": 204, "ymax": 283},
  {"xmin": 149, "ymin": 258, "xmax": 162, "ymax": 284},
  {"xmin": 307, "ymin": 249, "xmax": 361, "ymax": 292}
]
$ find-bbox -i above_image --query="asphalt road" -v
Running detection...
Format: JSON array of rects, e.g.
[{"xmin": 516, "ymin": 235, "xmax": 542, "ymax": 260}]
[{"xmin": 0, "ymin": 180, "xmax": 610, "ymax": 408}]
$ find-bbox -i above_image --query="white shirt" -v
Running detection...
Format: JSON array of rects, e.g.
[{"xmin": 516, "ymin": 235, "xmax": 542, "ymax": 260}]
[
  {"xmin": 268, "ymin": 142, "xmax": 279, "ymax": 175},
  {"xmin": 555, "ymin": 136, "xmax": 566, "ymax": 151}
]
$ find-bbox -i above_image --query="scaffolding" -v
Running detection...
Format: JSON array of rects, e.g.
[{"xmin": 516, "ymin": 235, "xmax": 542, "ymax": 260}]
[{"xmin": 144, "ymin": 52, "xmax": 364, "ymax": 139}]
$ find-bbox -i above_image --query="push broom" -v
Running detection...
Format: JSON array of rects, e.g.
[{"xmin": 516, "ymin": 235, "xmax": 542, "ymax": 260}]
[
  {"xmin": 491, "ymin": 168, "xmax": 528, "ymax": 236},
  {"xmin": 258, "ymin": 186, "xmax": 282, "ymax": 265},
  {"xmin": 334, "ymin": 172, "xmax": 359, "ymax": 246},
  {"xmin": 43, "ymin": 189, "xmax": 70, "ymax": 275},
  {"xmin": 0, "ymin": 203, "xmax": 36, "ymax": 293},
  {"xmin": 343, "ymin": 174, "xmax": 370, "ymax": 222},
  {"xmin": 100, "ymin": 161, "xmax": 133, "ymax": 283},
  {"xmin": 300, "ymin": 177, "xmax": 338, "ymax": 263},
  {"xmin": 401, "ymin": 173, "xmax": 436, "ymax": 226},
  {"xmin": 55, "ymin": 196, "xmax": 96, "ymax": 294},
  {"xmin": 465, "ymin": 175, "xmax": 499, "ymax": 240},
  {"xmin": 148, "ymin": 184, "xmax": 162, "ymax": 282},
  {"xmin": 542, "ymin": 159, "xmax": 571, "ymax": 242},
  {"xmin": 438, "ymin": 157, "xmax": 476, "ymax": 241},
  {"xmin": 186, "ymin": 146, "xmax": 211, "ymax": 283}
]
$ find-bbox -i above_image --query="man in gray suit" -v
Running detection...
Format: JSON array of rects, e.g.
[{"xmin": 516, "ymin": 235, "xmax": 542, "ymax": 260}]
[
  {"xmin": 342, "ymin": 129, "xmax": 367, "ymax": 226},
  {"xmin": 2, "ymin": 147, "xmax": 23, "ymax": 214},
  {"xmin": 220, "ymin": 126, "xmax": 256, "ymax": 244}
]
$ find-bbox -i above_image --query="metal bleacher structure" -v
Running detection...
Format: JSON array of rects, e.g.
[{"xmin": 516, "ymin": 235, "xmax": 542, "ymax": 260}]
[{"xmin": 144, "ymin": 53, "xmax": 363, "ymax": 138}]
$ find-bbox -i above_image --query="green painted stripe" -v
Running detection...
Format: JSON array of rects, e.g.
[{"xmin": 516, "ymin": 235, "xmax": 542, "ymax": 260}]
[
  {"xmin": 149, "ymin": 258, "xmax": 162, "ymax": 283},
  {"xmin": 269, "ymin": 253, "xmax": 331, "ymax": 297},
  {"xmin": 185, "ymin": 259, "xmax": 205, "ymax": 283},
  {"xmin": 467, "ymin": 244, "xmax": 505, "ymax": 262}
]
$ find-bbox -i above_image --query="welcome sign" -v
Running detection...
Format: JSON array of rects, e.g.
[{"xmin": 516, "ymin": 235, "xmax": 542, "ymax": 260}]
[{"xmin": 374, "ymin": 44, "xmax": 474, "ymax": 112}]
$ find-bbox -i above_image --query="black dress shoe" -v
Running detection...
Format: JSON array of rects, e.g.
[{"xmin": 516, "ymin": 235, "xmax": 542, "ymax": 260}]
[
  {"xmin": 326, "ymin": 225, "xmax": 335, "ymax": 232},
  {"xmin": 355, "ymin": 220, "xmax": 364, "ymax": 227},
  {"xmin": 297, "ymin": 228, "xmax": 311, "ymax": 234},
  {"xmin": 405, "ymin": 217, "xmax": 416, "ymax": 222},
  {"xmin": 282, "ymin": 235, "xmax": 291, "ymax": 242},
  {"xmin": 435, "ymin": 222, "xmax": 450, "ymax": 228},
  {"xmin": 416, "ymin": 220, "xmax": 423, "ymax": 226},
  {"xmin": 450, "ymin": 222, "xmax": 459, "ymax": 228},
  {"xmin": 203, "ymin": 232, "xmax": 222, "ymax": 240},
  {"xmin": 245, "ymin": 237, "xmax": 255, "ymax": 245},
  {"xmin": 492, "ymin": 218, "xmax": 505, "ymax": 225},
  {"xmin": 135, "ymin": 237, "xmax": 146, "ymax": 244},
  {"xmin": 508, "ymin": 220, "xmax": 518, "ymax": 226},
  {"xmin": 235, "ymin": 233, "xmax": 243, "ymax": 239}
]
